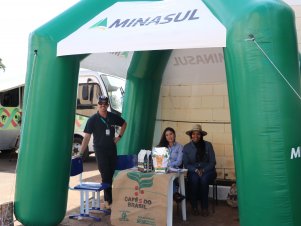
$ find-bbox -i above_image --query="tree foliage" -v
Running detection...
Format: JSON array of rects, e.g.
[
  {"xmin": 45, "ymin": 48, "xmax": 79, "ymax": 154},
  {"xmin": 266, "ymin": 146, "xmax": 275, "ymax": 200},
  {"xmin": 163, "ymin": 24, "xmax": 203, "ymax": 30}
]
[{"xmin": 0, "ymin": 58, "xmax": 6, "ymax": 71}]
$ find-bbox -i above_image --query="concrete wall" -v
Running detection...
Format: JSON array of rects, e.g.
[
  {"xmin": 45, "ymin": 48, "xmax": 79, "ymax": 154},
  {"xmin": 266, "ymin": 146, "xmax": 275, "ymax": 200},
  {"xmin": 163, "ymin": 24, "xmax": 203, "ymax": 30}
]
[
  {"xmin": 155, "ymin": 5, "xmax": 301, "ymax": 181},
  {"xmin": 157, "ymin": 84, "xmax": 233, "ymax": 180}
]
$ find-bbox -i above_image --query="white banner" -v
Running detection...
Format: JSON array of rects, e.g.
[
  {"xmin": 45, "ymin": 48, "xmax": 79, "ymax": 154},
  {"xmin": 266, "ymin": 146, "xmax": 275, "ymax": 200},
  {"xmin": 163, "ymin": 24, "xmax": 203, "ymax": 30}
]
[
  {"xmin": 79, "ymin": 48, "xmax": 226, "ymax": 84},
  {"xmin": 80, "ymin": 52, "xmax": 133, "ymax": 78},
  {"xmin": 57, "ymin": 0, "xmax": 226, "ymax": 56},
  {"xmin": 163, "ymin": 48, "xmax": 226, "ymax": 85}
]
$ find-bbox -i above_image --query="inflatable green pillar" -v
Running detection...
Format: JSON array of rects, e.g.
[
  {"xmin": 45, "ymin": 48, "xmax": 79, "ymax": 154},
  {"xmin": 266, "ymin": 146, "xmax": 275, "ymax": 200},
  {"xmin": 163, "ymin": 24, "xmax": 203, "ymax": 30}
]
[
  {"xmin": 14, "ymin": 0, "xmax": 116, "ymax": 225},
  {"xmin": 118, "ymin": 50, "xmax": 171, "ymax": 154},
  {"xmin": 204, "ymin": 0, "xmax": 301, "ymax": 225},
  {"xmin": 14, "ymin": 34, "xmax": 80, "ymax": 226}
]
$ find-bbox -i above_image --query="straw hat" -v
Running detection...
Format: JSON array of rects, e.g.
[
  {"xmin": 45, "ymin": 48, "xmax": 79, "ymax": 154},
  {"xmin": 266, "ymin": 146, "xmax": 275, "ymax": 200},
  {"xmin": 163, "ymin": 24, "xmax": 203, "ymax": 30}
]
[{"xmin": 185, "ymin": 124, "xmax": 207, "ymax": 136}]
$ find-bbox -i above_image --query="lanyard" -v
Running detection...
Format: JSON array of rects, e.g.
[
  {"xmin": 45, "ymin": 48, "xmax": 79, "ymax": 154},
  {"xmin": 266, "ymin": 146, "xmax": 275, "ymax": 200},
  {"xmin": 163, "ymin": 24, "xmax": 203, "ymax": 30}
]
[{"xmin": 99, "ymin": 116, "xmax": 109, "ymax": 129}]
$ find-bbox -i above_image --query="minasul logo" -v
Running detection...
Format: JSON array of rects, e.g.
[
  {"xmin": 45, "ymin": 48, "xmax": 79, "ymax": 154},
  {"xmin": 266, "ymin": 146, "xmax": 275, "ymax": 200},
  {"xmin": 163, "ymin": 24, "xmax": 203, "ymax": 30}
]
[
  {"xmin": 90, "ymin": 18, "xmax": 108, "ymax": 30},
  {"xmin": 90, "ymin": 9, "xmax": 199, "ymax": 30},
  {"xmin": 291, "ymin": 146, "xmax": 301, "ymax": 159},
  {"xmin": 110, "ymin": 51, "xmax": 129, "ymax": 58}
]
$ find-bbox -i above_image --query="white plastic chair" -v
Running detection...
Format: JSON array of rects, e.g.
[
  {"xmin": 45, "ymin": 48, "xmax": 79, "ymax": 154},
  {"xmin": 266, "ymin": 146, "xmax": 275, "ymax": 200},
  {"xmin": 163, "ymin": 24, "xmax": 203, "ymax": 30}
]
[{"xmin": 69, "ymin": 157, "xmax": 110, "ymax": 221}]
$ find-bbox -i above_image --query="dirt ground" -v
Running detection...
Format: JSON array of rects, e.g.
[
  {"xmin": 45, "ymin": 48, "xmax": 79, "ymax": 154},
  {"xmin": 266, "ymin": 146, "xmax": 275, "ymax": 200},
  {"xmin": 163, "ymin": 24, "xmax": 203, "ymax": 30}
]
[{"xmin": 0, "ymin": 152, "xmax": 239, "ymax": 226}]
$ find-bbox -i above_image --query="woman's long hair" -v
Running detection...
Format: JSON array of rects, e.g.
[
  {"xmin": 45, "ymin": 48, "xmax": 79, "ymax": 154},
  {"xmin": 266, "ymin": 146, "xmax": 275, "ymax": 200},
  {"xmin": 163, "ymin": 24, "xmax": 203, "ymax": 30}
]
[
  {"xmin": 190, "ymin": 133, "xmax": 207, "ymax": 162},
  {"xmin": 157, "ymin": 127, "xmax": 176, "ymax": 148}
]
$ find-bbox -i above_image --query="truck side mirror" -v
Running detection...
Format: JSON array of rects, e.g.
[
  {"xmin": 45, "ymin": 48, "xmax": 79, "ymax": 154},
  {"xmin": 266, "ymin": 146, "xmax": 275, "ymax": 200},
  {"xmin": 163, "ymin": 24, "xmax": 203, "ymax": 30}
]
[
  {"xmin": 89, "ymin": 85, "xmax": 94, "ymax": 102},
  {"xmin": 82, "ymin": 84, "xmax": 89, "ymax": 100}
]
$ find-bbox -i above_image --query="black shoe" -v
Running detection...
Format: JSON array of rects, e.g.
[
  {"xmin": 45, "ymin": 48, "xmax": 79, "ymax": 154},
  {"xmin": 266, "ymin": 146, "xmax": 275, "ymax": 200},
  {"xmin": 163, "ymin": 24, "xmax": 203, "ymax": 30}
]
[
  {"xmin": 173, "ymin": 192, "xmax": 185, "ymax": 203},
  {"xmin": 201, "ymin": 209, "xmax": 209, "ymax": 217},
  {"xmin": 192, "ymin": 208, "xmax": 200, "ymax": 216}
]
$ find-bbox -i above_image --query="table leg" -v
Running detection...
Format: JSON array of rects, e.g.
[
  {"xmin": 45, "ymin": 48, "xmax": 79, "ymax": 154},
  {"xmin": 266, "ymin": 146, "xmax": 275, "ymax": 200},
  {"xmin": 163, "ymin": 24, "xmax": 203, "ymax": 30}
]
[{"xmin": 167, "ymin": 175, "xmax": 175, "ymax": 226}]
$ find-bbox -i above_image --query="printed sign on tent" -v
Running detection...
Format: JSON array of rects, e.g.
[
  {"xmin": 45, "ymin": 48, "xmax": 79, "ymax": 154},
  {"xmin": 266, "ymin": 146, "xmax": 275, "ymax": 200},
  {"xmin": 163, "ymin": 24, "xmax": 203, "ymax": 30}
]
[
  {"xmin": 80, "ymin": 52, "xmax": 133, "ymax": 78},
  {"xmin": 57, "ymin": 0, "xmax": 226, "ymax": 56},
  {"xmin": 163, "ymin": 48, "xmax": 226, "ymax": 85}
]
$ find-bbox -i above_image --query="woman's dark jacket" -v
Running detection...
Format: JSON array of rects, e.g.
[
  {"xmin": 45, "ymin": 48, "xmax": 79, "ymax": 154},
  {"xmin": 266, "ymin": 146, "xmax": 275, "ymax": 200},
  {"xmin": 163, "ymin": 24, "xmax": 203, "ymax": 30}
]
[{"xmin": 182, "ymin": 140, "xmax": 216, "ymax": 173}]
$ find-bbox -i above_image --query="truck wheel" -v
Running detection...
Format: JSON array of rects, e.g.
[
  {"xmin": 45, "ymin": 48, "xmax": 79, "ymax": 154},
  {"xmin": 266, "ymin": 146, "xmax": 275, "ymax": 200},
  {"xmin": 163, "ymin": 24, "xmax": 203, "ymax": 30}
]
[{"xmin": 72, "ymin": 137, "xmax": 89, "ymax": 161}]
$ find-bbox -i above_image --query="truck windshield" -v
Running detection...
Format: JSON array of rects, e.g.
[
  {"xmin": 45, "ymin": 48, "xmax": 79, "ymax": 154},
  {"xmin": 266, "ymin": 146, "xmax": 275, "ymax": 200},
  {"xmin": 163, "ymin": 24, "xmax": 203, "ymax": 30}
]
[{"xmin": 101, "ymin": 75, "xmax": 125, "ymax": 113}]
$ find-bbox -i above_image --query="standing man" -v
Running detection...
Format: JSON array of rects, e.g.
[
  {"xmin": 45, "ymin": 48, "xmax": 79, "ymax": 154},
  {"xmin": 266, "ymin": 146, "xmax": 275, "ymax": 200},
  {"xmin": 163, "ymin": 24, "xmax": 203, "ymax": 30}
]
[{"xmin": 79, "ymin": 95, "xmax": 127, "ymax": 209}]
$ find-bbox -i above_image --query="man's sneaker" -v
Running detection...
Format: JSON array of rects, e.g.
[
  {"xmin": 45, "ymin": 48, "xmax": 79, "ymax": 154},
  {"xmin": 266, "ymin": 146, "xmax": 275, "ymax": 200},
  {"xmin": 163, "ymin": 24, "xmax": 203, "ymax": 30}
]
[{"xmin": 103, "ymin": 201, "xmax": 111, "ymax": 215}]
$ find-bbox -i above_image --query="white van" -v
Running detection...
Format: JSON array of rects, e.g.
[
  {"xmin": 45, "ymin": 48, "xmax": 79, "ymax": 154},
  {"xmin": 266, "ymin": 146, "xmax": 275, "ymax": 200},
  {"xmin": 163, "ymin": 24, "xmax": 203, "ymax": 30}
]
[
  {"xmin": 0, "ymin": 69, "xmax": 125, "ymax": 160},
  {"xmin": 0, "ymin": 77, "xmax": 24, "ymax": 153}
]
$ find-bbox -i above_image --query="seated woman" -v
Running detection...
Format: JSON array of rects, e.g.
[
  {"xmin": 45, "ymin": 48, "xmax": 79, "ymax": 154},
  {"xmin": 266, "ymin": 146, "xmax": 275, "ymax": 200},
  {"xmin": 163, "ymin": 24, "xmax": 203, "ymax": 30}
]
[
  {"xmin": 183, "ymin": 124, "xmax": 217, "ymax": 217},
  {"xmin": 157, "ymin": 127, "xmax": 184, "ymax": 202}
]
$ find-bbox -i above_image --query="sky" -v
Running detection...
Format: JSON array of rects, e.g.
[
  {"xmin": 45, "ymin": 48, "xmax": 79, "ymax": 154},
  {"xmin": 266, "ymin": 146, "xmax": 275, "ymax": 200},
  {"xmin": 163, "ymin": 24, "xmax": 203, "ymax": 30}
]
[{"xmin": 0, "ymin": 0, "xmax": 79, "ymax": 78}]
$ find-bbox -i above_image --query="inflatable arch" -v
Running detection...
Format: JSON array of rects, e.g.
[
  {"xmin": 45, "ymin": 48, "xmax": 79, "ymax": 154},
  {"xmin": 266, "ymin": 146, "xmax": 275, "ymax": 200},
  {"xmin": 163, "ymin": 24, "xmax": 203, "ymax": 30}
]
[{"xmin": 15, "ymin": 0, "xmax": 301, "ymax": 225}]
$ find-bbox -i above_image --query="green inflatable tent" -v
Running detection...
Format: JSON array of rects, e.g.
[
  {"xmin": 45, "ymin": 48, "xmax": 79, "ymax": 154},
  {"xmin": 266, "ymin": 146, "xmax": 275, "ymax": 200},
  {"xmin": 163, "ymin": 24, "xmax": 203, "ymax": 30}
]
[{"xmin": 15, "ymin": 0, "xmax": 301, "ymax": 225}]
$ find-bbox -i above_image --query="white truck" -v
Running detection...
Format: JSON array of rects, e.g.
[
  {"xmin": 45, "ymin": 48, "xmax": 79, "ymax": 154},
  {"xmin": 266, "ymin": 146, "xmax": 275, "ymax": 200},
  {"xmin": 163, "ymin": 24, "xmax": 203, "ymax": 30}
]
[{"xmin": 0, "ymin": 69, "xmax": 125, "ymax": 160}]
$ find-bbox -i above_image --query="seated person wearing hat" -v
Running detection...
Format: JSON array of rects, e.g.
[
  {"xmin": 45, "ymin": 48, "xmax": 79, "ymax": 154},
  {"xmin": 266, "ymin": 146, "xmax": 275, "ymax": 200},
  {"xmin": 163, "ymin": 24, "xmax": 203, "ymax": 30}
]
[{"xmin": 182, "ymin": 124, "xmax": 217, "ymax": 217}]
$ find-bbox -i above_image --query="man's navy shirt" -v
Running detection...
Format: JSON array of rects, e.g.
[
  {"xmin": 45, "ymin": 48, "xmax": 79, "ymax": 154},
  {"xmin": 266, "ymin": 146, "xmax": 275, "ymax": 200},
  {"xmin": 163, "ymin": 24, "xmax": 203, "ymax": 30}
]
[{"xmin": 84, "ymin": 111, "xmax": 125, "ymax": 150}]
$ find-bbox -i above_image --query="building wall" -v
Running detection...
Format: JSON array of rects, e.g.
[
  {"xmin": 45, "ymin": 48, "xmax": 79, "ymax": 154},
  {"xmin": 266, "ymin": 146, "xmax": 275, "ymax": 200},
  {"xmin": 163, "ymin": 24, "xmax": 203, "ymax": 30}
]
[{"xmin": 156, "ymin": 5, "xmax": 301, "ymax": 181}]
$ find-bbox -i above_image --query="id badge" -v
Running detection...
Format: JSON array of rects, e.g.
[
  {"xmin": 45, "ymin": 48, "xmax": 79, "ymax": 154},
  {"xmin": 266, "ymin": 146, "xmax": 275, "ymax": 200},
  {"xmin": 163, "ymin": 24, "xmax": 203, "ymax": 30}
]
[{"xmin": 106, "ymin": 129, "xmax": 110, "ymax": 136}]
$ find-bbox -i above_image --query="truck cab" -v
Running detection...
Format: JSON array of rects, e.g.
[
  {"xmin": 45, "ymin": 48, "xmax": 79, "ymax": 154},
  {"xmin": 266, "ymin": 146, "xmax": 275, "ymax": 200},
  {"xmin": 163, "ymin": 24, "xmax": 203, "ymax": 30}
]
[
  {"xmin": 0, "ymin": 69, "xmax": 125, "ymax": 160},
  {"xmin": 73, "ymin": 69, "xmax": 125, "ymax": 160}
]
